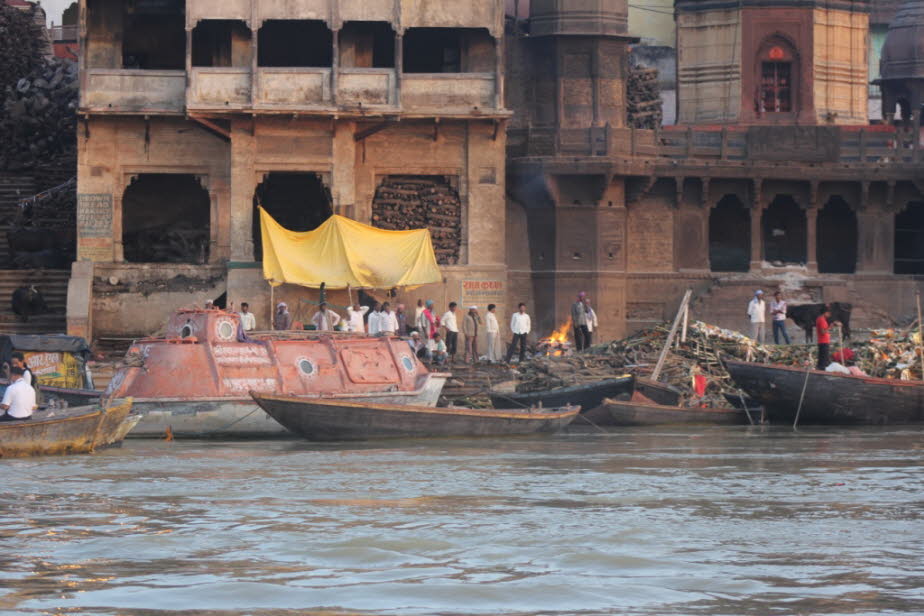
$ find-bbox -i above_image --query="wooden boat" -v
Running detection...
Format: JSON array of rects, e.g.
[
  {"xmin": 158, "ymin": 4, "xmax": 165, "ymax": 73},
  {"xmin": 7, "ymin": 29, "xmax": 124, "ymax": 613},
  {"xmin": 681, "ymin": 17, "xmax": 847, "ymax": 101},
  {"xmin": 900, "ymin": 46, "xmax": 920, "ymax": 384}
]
[
  {"xmin": 488, "ymin": 376, "xmax": 634, "ymax": 412},
  {"xmin": 725, "ymin": 359, "xmax": 924, "ymax": 425},
  {"xmin": 635, "ymin": 378, "xmax": 682, "ymax": 406},
  {"xmin": 0, "ymin": 398, "xmax": 135, "ymax": 458},
  {"xmin": 250, "ymin": 392, "xmax": 580, "ymax": 441},
  {"xmin": 603, "ymin": 396, "xmax": 750, "ymax": 426},
  {"xmin": 104, "ymin": 309, "xmax": 449, "ymax": 438}
]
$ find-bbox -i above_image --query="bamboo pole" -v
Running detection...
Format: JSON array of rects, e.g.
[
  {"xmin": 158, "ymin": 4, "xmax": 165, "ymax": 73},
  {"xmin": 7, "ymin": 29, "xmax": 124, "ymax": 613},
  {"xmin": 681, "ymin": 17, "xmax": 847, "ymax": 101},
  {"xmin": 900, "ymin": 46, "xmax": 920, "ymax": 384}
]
[
  {"xmin": 270, "ymin": 283, "xmax": 275, "ymax": 330},
  {"xmin": 652, "ymin": 289, "xmax": 692, "ymax": 381}
]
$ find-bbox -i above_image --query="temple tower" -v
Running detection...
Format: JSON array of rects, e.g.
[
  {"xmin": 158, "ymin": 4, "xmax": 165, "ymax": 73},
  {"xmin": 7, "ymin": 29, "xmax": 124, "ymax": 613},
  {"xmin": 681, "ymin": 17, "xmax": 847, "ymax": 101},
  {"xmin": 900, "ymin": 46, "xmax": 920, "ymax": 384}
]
[
  {"xmin": 879, "ymin": 0, "xmax": 924, "ymax": 121},
  {"xmin": 676, "ymin": 0, "xmax": 870, "ymax": 125}
]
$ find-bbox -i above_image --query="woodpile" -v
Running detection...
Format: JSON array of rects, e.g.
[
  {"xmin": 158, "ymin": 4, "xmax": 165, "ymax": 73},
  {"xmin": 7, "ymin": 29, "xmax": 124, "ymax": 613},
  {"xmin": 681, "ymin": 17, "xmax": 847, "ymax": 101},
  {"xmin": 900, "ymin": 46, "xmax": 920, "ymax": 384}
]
[
  {"xmin": 627, "ymin": 66, "xmax": 663, "ymax": 130},
  {"xmin": 0, "ymin": 57, "xmax": 78, "ymax": 171},
  {"xmin": 0, "ymin": 4, "xmax": 46, "ymax": 112},
  {"xmin": 372, "ymin": 176, "xmax": 462, "ymax": 265}
]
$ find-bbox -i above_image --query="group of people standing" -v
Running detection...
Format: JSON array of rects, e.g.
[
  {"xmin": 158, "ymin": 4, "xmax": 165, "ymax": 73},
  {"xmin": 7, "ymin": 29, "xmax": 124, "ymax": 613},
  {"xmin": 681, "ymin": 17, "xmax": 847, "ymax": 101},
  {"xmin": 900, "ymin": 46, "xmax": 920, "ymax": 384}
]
[
  {"xmin": 746, "ymin": 289, "xmax": 844, "ymax": 371},
  {"xmin": 571, "ymin": 292, "xmax": 599, "ymax": 352}
]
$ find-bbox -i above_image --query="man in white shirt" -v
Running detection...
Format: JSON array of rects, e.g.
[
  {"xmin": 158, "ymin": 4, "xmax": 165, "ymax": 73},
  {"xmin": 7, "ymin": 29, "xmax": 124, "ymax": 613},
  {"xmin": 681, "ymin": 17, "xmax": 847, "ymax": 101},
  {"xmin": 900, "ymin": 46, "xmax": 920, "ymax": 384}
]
[
  {"xmin": 505, "ymin": 302, "xmax": 531, "ymax": 363},
  {"xmin": 311, "ymin": 302, "xmax": 341, "ymax": 332},
  {"xmin": 441, "ymin": 302, "xmax": 460, "ymax": 361},
  {"xmin": 347, "ymin": 303, "xmax": 369, "ymax": 333},
  {"xmin": 746, "ymin": 290, "xmax": 766, "ymax": 343},
  {"xmin": 485, "ymin": 303, "xmax": 500, "ymax": 362},
  {"xmin": 368, "ymin": 302, "xmax": 383, "ymax": 336},
  {"xmin": 770, "ymin": 291, "xmax": 791, "ymax": 345},
  {"xmin": 0, "ymin": 367, "xmax": 36, "ymax": 421},
  {"xmin": 238, "ymin": 302, "xmax": 256, "ymax": 332},
  {"xmin": 379, "ymin": 302, "xmax": 399, "ymax": 336}
]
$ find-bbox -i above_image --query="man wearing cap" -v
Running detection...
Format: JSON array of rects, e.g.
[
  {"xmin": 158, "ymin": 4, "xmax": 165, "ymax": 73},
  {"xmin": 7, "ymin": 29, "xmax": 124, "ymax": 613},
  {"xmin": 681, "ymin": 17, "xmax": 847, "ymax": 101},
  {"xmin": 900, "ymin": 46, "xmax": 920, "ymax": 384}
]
[
  {"xmin": 571, "ymin": 292, "xmax": 591, "ymax": 351},
  {"xmin": 462, "ymin": 306, "xmax": 481, "ymax": 364},
  {"xmin": 746, "ymin": 290, "xmax": 767, "ymax": 343}
]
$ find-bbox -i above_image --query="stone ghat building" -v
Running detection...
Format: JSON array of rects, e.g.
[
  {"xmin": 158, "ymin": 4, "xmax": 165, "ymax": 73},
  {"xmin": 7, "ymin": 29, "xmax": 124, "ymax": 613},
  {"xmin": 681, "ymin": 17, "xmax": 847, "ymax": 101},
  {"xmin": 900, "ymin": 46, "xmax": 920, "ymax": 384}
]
[
  {"xmin": 71, "ymin": 0, "xmax": 924, "ymax": 343},
  {"xmin": 71, "ymin": 0, "xmax": 508, "ymax": 337},
  {"xmin": 506, "ymin": 0, "xmax": 924, "ymax": 340}
]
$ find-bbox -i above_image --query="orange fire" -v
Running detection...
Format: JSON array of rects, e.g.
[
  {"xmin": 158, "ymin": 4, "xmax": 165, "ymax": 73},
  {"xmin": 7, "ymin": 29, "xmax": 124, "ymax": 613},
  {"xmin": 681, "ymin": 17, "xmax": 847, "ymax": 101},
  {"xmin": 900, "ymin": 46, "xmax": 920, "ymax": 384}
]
[{"xmin": 543, "ymin": 320, "xmax": 572, "ymax": 344}]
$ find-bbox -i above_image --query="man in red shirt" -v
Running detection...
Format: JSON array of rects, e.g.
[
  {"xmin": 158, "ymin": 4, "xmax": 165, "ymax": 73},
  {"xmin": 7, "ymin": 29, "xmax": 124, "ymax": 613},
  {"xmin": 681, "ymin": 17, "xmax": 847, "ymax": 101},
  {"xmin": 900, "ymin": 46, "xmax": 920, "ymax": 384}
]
[{"xmin": 816, "ymin": 305, "xmax": 832, "ymax": 370}]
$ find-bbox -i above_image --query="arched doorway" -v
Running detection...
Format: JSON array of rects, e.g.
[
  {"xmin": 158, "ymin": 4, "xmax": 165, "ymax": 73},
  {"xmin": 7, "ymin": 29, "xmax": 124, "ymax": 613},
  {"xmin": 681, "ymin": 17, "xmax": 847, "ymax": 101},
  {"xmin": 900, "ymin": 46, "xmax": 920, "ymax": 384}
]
[
  {"xmin": 252, "ymin": 173, "xmax": 332, "ymax": 261},
  {"xmin": 817, "ymin": 197, "xmax": 858, "ymax": 273},
  {"xmin": 709, "ymin": 195, "xmax": 750, "ymax": 272},
  {"xmin": 123, "ymin": 174, "xmax": 211, "ymax": 263},
  {"xmin": 763, "ymin": 195, "xmax": 806, "ymax": 265},
  {"xmin": 895, "ymin": 201, "xmax": 924, "ymax": 274}
]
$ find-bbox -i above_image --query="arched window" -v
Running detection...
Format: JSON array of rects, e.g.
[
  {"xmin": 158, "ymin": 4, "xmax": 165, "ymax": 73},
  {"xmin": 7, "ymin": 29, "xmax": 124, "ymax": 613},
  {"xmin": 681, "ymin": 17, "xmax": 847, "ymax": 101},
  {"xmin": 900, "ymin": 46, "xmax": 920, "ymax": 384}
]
[
  {"xmin": 763, "ymin": 195, "xmax": 806, "ymax": 265},
  {"xmin": 895, "ymin": 202, "xmax": 924, "ymax": 275},
  {"xmin": 709, "ymin": 195, "xmax": 750, "ymax": 272},
  {"xmin": 755, "ymin": 37, "xmax": 798, "ymax": 115}
]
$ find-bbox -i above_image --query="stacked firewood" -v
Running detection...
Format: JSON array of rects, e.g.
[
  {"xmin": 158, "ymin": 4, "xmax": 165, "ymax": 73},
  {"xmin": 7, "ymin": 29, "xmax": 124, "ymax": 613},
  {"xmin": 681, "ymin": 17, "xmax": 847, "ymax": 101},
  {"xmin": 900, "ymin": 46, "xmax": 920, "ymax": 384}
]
[
  {"xmin": 0, "ymin": 4, "xmax": 46, "ymax": 110},
  {"xmin": 627, "ymin": 66, "xmax": 663, "ymax": 130},
  {"xmin": 371, "ymin": 176, "xmax": 462, "ymax": 265},
  {"xmin": 0, "ymin": 57, "xmax": 78, "ymax": 171}
]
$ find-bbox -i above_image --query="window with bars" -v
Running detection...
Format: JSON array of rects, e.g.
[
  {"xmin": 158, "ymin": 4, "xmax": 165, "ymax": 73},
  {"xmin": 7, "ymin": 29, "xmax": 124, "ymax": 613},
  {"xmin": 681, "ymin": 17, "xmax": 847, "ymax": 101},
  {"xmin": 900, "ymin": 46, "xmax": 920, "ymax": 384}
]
[{"xmin": 759, "ymin": 61, "xmax": 792, "ymax": 113}]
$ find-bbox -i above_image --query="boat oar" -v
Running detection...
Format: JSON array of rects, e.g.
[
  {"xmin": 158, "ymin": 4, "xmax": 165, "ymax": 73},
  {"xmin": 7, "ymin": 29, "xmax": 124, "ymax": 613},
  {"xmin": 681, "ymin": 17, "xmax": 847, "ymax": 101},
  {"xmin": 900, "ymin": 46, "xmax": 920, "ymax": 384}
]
[{"xmin": 792, "ymin": 364, "xmax": 811, "ymax": 430}]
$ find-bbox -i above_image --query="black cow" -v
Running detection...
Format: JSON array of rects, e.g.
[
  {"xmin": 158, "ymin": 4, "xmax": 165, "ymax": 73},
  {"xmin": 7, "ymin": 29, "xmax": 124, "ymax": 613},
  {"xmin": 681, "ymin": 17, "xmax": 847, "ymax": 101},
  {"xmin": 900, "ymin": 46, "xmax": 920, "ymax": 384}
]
[
  {"xmin": 787, "ymin": 302, "xmax": 852, "ymax": 343},
  {"xmin": 11, "ymin": 285, "xmax": 47, "ymax": 322}
]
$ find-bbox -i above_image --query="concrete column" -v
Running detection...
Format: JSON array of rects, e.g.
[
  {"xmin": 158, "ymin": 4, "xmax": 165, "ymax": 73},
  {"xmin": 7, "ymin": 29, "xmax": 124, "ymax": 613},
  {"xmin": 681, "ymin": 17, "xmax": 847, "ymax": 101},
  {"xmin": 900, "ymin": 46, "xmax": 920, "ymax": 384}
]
[
  {"xmin": 749, "ymin": 205, "xmax": 763, "ymax": 271},
  {"xmin": 229, "ymin": 119, "xmax": 256, "ymax": 262},
  {"xmin": 112, "ymin": 191, "xmax": 124, "ymax": 262},
  {"xmin": 66, "ymin": 261, "xmax": 94, "ymax": 339},
  {"xmin": 806, "ymin": 207, "xmax": 818, "ymax": 272}
]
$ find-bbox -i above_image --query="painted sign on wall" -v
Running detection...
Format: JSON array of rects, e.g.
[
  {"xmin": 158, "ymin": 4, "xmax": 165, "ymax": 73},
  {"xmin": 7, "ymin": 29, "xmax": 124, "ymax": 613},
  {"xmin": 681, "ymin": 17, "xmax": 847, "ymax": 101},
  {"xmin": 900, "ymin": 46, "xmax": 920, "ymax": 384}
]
[{"xmin": 460, "ymin": 280, "xmax": 505, "ymax": 311}]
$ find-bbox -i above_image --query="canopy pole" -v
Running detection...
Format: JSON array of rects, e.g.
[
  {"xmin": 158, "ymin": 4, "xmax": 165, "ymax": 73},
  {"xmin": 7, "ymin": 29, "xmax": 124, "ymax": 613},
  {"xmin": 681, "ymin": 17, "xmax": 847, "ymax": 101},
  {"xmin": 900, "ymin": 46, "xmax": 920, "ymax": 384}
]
[
  {"xmin": 270, "ymin": 283, "xmax": 275, "ymax": 330},
  {"xmin": 347, "ymin": 285, "xmax": 353, "ymax": 308}
]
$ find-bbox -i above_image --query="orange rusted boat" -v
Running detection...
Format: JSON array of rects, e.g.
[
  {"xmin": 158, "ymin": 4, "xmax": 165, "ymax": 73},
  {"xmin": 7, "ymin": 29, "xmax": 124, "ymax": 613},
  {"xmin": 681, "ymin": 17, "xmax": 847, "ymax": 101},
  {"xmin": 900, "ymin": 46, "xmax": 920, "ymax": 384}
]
[{"xmin": 104, "ymin": 309, "xmax": 449, "ymax": 438}]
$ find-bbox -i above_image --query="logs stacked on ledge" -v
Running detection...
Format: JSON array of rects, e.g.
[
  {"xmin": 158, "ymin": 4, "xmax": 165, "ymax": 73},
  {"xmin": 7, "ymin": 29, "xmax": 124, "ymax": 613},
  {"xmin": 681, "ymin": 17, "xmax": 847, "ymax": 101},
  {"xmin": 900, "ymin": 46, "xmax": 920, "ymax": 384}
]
[
  {"xmin": 371, "ymin": 176, "xmax": 462, "ymax": 266},
  {"xmin": 0, "ymin": 57, "xmax": 78, "ymax": 171},
  {"xmin": 627, "ymin": 66, "xmax": 663, "ymax": 130}
]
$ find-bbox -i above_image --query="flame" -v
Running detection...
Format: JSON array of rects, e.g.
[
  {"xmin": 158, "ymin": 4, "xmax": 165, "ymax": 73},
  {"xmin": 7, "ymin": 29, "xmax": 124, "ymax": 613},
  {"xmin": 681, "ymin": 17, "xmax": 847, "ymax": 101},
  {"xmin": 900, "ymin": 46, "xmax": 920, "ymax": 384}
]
[{"xmin": 544, "ymin": 320, "xmax": 572, "ymax": 344}]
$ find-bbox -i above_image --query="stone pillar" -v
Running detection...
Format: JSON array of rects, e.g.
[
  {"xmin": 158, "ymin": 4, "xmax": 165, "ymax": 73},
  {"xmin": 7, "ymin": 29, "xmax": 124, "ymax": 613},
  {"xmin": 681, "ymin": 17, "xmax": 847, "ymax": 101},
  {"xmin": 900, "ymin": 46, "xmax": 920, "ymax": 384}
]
[
  {"xmin": 806, "ymin": 206, "xmax": 818, "ymax": 272},
  {"xmin": 229, "ymin": 119, "xmax": 256, "ymax": 262},
  {"xmin": 750, "ymin": 205, "xmax": 763, "ymax": 271},
  {"xmin": 857, "ymin": 207, "xmax": 894, "ymax": 274},
  {"xmin": 66, "ymin": 261, "xmax": 94, "ymax": 339},
  {"xmin": 331, "ymin": 120, "xmax": 356, "ymax": 218}
]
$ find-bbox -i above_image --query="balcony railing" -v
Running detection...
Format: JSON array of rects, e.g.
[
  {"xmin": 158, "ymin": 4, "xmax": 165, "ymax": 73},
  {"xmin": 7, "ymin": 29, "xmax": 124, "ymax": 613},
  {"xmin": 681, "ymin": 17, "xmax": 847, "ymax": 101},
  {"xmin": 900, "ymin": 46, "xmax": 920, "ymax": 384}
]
[
  {"xmin": 508, "ymin": 125, "xmax": 924, "ymax": 165},
  {"xmin": 188, "ymin": 67, "xmax": 252, "ymax": 110},
  {"xmin": 254, "ymin": 68, "xmax": 332, "ymax": 109},
  {"xmin": 401, "ymin": 74, "xmax": 496, "ymax": 113},
  {"xmin": 83, "ymin": 69, "xmax": 186, "ymax": 114},
  {"xmin": 337, "ymin": 69, "xmax": 395, "ymax": 107}
]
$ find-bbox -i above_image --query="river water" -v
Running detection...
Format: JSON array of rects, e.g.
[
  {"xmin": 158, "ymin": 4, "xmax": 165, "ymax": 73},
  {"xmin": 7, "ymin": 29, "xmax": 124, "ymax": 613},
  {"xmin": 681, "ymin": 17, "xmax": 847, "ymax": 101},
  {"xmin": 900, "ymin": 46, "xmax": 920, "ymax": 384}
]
[{"xmin": 1, "ymin": 427, "xmax": 923, "ymax": 615}]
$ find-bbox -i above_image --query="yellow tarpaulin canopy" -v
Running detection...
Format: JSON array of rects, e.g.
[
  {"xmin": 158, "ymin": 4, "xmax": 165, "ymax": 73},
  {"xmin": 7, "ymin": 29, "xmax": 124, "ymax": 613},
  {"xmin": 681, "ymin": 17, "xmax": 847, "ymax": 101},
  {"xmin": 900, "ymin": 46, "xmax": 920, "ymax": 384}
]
[{"xmin": 260, "ymin": 207, "xmax": 442, "ymax": 289}]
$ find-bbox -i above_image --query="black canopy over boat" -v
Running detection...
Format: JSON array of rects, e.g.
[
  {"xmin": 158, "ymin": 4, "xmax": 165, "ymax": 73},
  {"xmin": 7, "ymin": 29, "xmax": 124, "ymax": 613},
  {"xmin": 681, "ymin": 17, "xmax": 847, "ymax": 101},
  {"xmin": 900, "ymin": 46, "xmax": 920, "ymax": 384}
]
[
  {"xmin": 725, "ymin": 359, "xmax": 924, "ymax": 425},
  {"xmin": 251, "ymin": 392, "xmax": 580, "ymax": 441},
  {"xmin": 488, "ymin": 376, "xmax": 634, "ymax": 413},
  {"xmin": 0, "ymin": 398, "xmax": 136, "ymax": 458}
]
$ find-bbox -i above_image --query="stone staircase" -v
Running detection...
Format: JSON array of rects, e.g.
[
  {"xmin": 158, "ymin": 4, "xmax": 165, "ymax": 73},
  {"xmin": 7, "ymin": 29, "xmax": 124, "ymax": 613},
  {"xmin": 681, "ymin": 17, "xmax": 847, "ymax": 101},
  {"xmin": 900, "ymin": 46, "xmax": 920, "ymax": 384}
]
[
  {"xmin": 0, "ymin": 174, "xmax": 35, "ymax": 267},
  {"xmin": 0, "ymin": 269, "xmax": 69, "ymax": 335}
]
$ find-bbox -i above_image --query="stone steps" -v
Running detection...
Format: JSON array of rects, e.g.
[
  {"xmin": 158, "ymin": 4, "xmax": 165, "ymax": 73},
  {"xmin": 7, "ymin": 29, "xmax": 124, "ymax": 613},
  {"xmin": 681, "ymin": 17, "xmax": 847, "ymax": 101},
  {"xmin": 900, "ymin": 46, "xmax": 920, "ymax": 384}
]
[{"xmin": 0, "ymin": 269, "xmax": 70, "ymax": 335}]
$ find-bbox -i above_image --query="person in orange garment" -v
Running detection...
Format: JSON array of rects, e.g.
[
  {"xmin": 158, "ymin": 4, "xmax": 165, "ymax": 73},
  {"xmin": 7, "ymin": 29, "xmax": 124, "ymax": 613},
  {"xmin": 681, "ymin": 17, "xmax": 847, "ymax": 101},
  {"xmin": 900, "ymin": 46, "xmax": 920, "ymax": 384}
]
[{"xmin": 815, "ymin": 305, "xmax": 832, "ymax": 370}]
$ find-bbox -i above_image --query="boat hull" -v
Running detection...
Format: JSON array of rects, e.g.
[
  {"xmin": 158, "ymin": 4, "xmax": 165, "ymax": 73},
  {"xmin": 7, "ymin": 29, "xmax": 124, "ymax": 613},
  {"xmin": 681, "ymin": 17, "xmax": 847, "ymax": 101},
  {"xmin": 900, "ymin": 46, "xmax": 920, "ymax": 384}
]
[
  {"xmin": 129, "ymin": 374, "xmax": 449, "ymax": 438},
  {"xmin": 725, "ymin": 360, "xmax": 924, "ymax": 425},
  {"xmin": 252, "ymin": 394, "xmax": 580, "ymax": 441},
  {"xmin": 0, "ymin": 398, "xmax": 134, "ymax": 458},
  {"xmin": 488, "ymin": 377, "xmax": 634, "ymax": 413},
  {"xmin": 604, "ymin": 398, "xmax": 749, "ymax": 426}
]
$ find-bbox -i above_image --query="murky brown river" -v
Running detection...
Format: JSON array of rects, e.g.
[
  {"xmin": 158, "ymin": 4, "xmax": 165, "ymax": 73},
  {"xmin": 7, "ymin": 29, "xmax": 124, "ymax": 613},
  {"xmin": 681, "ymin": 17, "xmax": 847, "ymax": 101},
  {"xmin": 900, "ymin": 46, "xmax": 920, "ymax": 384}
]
[{"xmin": 1, "ymin": 426, "xmax": 923, "ymax": 615}]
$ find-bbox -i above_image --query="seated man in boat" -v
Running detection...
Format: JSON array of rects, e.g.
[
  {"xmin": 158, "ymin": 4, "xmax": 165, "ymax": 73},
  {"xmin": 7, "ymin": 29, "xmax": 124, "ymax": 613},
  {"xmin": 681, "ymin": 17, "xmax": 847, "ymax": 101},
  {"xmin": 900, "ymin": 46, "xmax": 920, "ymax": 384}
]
[
  {"xmin": 408, "ymin": 331, "xmax": 428, "ymax": 360},
  {"xmin": 0, "ymin": 367, "xmax": 36, "ymax": 422}
]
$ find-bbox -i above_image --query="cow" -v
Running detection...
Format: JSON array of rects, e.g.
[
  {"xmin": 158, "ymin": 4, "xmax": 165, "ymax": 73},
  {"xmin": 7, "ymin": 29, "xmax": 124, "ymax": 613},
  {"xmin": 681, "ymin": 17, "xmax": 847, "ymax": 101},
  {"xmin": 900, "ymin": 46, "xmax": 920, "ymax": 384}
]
[
  {"xmin": 11, "ymin": 285, "xmax": 47, "ymax": 322},
  {"xmin": 787, "ymin": 302, "xmax": 852, "ymax": 343}
]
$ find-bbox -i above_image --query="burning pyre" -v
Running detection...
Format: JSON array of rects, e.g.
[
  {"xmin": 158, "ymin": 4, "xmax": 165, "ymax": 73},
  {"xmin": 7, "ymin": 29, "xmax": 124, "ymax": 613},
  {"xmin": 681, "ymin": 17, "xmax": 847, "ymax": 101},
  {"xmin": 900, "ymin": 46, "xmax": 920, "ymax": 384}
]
[{"xmin": 538, "ymin": 320, "xmax": 573, "ymax": 357}]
